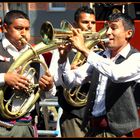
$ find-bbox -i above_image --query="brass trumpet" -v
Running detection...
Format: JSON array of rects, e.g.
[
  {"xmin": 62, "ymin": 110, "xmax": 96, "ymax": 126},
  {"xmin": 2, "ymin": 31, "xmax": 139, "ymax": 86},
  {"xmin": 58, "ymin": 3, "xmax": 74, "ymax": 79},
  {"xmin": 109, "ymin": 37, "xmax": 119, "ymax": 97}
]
[
  {"xmin": 40, "ymin": 20, "xmax": 103, "ymax": 44},
  {"xmin": 40, "ymin": 20, "xmax": 109, "ymax": 107}
]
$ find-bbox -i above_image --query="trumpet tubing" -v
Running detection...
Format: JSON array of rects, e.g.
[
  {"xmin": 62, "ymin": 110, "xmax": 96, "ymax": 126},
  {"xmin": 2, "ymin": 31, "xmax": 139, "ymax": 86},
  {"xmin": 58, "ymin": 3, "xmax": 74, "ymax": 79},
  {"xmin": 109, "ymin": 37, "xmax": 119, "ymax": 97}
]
[
  {"xmin": 53, "ymin": 28, "xmax": 98, "ymax": 39},
  {"xmin": 40, "ymin": 20, "xmax": 107, "ymax": 44}
]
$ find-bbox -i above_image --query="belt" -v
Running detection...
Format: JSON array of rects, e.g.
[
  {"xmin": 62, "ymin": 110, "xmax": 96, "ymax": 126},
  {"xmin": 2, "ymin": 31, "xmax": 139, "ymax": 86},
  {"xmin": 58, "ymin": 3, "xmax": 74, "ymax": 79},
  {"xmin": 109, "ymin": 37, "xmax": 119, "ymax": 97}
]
[
  {"xmin": 0, "ymin": 116, "xmax": 32, "ymax": 129},
  {"xmin": 0, "ymin": 120, "xmax": 14, "ymax": 129},
  {"xmin": 90, "ymin": 115, "xmax": 109, "ymax": 130}
]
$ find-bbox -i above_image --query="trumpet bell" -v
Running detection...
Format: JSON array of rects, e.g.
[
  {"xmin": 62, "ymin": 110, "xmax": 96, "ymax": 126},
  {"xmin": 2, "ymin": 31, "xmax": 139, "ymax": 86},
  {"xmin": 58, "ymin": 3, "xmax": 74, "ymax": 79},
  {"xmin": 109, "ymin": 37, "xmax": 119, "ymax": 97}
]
[
  {"xmin": 40, "ymin": 20, "xmax": 73, "ymax": 45},
  {"xmin": 40, "ymin": 21, "xmax": 54, "ymax": 44}
]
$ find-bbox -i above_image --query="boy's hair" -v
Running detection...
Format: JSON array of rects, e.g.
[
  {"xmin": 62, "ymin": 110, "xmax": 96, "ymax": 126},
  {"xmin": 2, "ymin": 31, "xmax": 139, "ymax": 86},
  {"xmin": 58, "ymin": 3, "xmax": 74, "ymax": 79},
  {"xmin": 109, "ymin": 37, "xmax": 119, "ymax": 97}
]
[
  {"xmin": 74, "ymin": 6, "xmax": 95, "ymax": 22},
  {"xmin": 4, "ymin": 10, "xmax": 29, "ymax": 25},
  {"xmin": 108, "ymin": 12, "xmax": 135, "ymax": 37}
]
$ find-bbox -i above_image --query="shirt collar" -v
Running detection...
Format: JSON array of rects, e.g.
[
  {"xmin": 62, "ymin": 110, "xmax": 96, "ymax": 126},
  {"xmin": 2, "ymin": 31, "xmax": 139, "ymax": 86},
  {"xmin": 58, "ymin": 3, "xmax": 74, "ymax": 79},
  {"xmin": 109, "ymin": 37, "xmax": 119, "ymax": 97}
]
[
  {"xmin": 2, "ymin": 34, "xmax": 30, "ymax": 60},
  {"xmin": 103, "ymin": 44, "xmax": 131, "ymax": 61}
]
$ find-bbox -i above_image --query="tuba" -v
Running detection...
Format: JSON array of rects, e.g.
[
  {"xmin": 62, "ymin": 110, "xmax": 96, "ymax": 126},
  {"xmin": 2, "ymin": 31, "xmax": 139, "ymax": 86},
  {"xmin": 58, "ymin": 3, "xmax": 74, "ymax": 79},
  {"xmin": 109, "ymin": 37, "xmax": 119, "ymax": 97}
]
[
  {"xmin": 0, "ymin": 22, "xmax": 61, "ymax": 119},
  {"xmin": 0, "ymin": 20, "xmax": 99, "ymax": 119}
]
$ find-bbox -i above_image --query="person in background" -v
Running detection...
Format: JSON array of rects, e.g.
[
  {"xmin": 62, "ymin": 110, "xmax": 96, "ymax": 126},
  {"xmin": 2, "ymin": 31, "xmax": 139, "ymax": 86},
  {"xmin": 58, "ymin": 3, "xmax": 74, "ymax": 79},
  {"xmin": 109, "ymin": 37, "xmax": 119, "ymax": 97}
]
[
  {"xmin": 58, "ymin": 12, "xmax": 140, "ymax": 137},
  {"xmin": 49, "ymin": 6, "xmax": 103, "ymax": 137},
  {"xmin": 0, "ymin": 10, "xmax": 56, "ymax": 137}
]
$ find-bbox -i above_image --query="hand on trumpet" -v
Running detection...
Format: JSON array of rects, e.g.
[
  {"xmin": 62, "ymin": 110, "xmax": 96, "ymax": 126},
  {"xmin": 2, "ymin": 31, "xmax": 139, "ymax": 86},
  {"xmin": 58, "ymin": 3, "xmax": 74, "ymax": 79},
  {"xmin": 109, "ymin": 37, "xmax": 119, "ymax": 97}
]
[
  {"xmin": 58, "ymin": 42, "xmax": 73, "ymax": 64},
  {"xmin": 68, "ymin": 28, "xmax": 90, "ymax": 58}
]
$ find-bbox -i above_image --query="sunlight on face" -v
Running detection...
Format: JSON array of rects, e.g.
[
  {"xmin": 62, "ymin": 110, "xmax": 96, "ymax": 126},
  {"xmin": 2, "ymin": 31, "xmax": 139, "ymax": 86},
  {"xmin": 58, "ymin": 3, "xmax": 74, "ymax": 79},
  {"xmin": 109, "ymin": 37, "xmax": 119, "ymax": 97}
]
[
  {"xmin": 106, "ymin": 19, "xmax": 129, "ymax": 50},
  {"xmin": 77, "ymin": 12, "xmax": 96, "ymax": 32}
]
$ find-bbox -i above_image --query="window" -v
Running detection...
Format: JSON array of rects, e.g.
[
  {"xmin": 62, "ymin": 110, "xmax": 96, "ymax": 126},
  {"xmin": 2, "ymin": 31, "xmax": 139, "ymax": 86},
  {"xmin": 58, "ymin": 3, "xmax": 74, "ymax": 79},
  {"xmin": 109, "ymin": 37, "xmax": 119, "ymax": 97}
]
[{"xmin": 48, "ymin": 2, "xmax": 66, "ymax": 12}]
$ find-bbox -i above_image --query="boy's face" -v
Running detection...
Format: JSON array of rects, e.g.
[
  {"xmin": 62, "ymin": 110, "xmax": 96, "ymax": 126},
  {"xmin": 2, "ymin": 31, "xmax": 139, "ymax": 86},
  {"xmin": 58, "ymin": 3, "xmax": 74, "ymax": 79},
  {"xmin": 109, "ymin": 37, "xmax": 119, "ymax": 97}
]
[
  {"xmin": 4, "ymin": 18, "xmax": 30, "ymax": 51},
  {"xmin": 76, "ymin": 12, "xmax": 96, "ymax": 32},
  {"xmin": 106, "ymin": 19, "xmax": 132, "ymax": 50}
]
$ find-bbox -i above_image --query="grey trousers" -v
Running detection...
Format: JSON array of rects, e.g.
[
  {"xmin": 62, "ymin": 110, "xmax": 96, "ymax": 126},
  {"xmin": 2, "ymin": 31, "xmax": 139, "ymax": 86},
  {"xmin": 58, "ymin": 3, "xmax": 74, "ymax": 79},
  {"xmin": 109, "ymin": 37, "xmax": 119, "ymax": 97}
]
[
  {"xmin": 0, "ymin": 125, "xmax": 34, "ymax": 137},
  {"xmin": 60, "ymin": 111, "xmax": 88, "ymax": 137}
]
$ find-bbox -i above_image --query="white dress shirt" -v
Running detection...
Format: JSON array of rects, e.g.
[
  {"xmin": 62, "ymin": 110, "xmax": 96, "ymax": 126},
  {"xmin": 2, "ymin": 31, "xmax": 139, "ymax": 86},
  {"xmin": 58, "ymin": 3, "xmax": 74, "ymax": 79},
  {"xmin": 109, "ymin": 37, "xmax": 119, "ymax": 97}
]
[
  {"xmin": 0, "ymin": 35, "xmax": 30, "ymax": 86},
  {"xmin": 58, "ymin": 43, "xmax": 140, "ymax": 117},
  {"xmin": 49, "ymin": 49, "xmax": 75, "ymax": 87},
  {"xmin": 49, "ymin": 49, "xmax": 65, "ymax": 86}
]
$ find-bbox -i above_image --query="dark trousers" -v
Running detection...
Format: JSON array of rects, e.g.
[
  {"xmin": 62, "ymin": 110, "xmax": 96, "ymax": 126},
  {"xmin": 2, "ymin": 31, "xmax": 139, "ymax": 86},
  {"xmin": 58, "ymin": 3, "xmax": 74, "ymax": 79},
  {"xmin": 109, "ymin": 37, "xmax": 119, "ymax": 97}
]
[
  {"xmin": 60, "ymin": 111, "xmax": 88, "ymax": 137},
  {"xmin": 85, "ymin": 115, "xmax": 133, "ymax": 138}
]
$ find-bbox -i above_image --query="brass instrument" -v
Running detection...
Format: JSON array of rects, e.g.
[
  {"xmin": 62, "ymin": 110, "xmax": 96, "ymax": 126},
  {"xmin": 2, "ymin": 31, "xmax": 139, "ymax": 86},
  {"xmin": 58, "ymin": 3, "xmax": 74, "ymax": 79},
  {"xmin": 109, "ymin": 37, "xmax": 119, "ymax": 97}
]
[
  {"xmin": 40, "ymin": 20, "xmax": 109, "ymax": 107},
  {"xmin": 0, "ymin": 20, "xmax": 109, "ymax": 119},
  {"xmin": 63, "ymin": 22, "xmax": 109, "ymax": 107},
  {"xmin": 40, "ymin": 20, "xmax": 102, "ymax": 44},
  {"xmin": 71, "ymin": 24, "xmax": 109, "ymax": 67},
  {"xmin": 0, "ymin": 26, "xmax": 60, "ymax": 119}
]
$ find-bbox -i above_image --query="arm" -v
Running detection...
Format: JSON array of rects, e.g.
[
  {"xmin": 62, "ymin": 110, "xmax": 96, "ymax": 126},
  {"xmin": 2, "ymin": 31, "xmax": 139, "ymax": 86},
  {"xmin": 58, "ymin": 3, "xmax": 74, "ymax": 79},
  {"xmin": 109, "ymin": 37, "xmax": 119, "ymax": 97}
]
[
  {"xmin": 58, "ymin": 56, "xmax": 93, "ymax": 89},
  {"xmin": 39, "ymin": 70, "xmax": 56, "ymax": 98},
  {"xmin": 68, "ymin": 28, "xmax": 140, "ymax": 83},
  {"xmin": 57, "ymin": 33, "xmax": 95, "ymax": 88},
  {"xmin": 0, "ymin": 73, "xmax": 5, "ymax": 86},
  {"xmin": 49, "ymin": 49, "xmax": 68, "ymax": 86},
  {"xmin": 87, "ymin": 51, "xmax": 140, "ymax": 82}
]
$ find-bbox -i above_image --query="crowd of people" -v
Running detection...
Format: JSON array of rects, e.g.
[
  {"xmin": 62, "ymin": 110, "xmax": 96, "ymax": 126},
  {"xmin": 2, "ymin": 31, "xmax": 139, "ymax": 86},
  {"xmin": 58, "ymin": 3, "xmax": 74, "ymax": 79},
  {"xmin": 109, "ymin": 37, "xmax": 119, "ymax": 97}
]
[{"xmin": 0, "ymin": 5, "xmax": 140, "ymax": 138}]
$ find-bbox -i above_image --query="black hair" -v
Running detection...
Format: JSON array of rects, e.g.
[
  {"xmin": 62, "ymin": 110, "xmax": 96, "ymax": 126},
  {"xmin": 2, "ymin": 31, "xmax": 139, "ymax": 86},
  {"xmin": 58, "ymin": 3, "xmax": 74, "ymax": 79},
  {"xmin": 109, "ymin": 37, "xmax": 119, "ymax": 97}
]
[
  {"xmin": 108, "ymin": 12, "xmax": 135, "ymax": 37},
  {"xmin": 4, "ymin": 10, "xmax": 29, "ymax": 26},
  {"xmin": 74, "ymin": 6, "xmax": 95, "ymax": 22}
]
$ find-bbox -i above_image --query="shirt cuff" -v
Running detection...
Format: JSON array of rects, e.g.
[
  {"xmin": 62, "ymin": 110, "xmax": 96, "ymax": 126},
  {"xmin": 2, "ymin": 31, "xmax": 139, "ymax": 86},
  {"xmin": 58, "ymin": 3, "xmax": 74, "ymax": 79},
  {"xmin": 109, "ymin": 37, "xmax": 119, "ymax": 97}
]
[
  {"xmin": 0, "ymin": 73, "xmax": 5, "ymax": 86},
  {"xmin": 45, "ymin": 84, "xmax": 57, "ymax": 98}
]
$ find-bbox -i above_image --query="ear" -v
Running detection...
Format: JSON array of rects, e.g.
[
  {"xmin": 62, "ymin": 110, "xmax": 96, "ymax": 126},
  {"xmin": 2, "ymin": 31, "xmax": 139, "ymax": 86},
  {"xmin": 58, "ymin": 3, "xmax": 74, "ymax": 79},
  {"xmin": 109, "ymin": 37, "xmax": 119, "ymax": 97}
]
[
  {"xmin": 126, "ymin": 30, "xmax": 133, "ymax": 39},
  {"xmin": 2, "ymin": 23, "xmax": 8, "ymax": 33}
]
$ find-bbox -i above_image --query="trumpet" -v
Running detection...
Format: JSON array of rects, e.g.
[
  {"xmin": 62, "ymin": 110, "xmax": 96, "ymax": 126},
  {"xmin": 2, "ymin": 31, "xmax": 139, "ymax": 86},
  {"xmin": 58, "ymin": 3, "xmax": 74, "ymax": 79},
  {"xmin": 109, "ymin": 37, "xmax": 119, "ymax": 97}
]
[
  {"xmin": 40, "ymin": 20, "xmax": 109, "ymax": 107},
  {"xmin": 40, "ymin": 20, "xmax": 107, "ymax": 45}
]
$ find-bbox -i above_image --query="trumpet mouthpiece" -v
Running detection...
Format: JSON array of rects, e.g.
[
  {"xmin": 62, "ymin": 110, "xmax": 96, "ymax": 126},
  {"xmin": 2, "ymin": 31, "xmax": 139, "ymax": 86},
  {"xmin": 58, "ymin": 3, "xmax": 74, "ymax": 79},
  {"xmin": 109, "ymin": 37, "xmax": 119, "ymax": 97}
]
[
  {"xmin": 19, "ymin": 37, "xmax": 27, "ymax": 44},
  {"xmin": 19, "ymin": 37, "xmax": 32, "ymax": 48},
  {"xmin": 101, "ymin": 38, "xmax": 109, "ymax": 43}
]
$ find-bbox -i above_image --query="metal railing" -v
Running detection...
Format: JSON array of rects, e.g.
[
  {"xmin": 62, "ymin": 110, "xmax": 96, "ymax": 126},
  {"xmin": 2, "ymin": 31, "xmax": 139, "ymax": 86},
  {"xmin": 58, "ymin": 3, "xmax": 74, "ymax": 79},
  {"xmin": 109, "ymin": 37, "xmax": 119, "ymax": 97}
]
[{"xmin": 37, "ymin": 97, "xmax": 62, "ymax": 137}]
